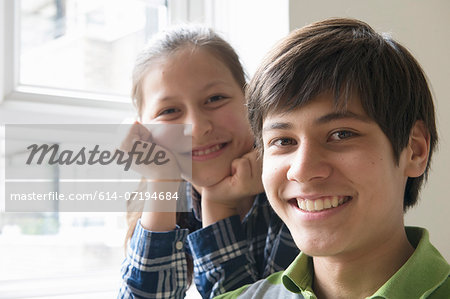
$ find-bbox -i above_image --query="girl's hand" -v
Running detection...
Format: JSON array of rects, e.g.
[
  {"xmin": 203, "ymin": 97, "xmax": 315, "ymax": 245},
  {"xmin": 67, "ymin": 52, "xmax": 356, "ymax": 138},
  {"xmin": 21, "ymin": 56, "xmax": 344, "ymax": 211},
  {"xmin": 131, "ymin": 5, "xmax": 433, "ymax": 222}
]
[
  {"xmin": 201, "ymin": 150, "xmax": 264, "ymax": 226},
  {"xmin": 119, "ymin": 121, "xmax": 182, "ymax": 180},
  {"xmin": 119, "ymin": 122, "xmax": 183, "ymax": 231}
]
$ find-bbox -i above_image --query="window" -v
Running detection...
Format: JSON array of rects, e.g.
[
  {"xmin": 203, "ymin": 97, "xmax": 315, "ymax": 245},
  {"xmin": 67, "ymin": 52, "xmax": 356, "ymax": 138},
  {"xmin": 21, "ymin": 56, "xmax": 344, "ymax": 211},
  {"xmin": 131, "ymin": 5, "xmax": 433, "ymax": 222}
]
[
  {"xmin": 0, "ymin": 0, "xmax": 163, "ymax": 108},
  {"xmin": 1, "ymin": 1, "xmax": 168, "ymax": 297},
  {"xmin": 19, "ymin": 0, "xmax": 167, "ymax": 98}
]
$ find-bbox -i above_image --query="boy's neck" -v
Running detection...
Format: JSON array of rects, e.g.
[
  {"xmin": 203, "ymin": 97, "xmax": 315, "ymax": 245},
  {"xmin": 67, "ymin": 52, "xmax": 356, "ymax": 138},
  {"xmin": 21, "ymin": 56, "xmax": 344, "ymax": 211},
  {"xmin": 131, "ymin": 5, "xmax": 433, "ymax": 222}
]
[{"xmin": 312, "ymin": 226, "xmax": 414, "ymax": 299}]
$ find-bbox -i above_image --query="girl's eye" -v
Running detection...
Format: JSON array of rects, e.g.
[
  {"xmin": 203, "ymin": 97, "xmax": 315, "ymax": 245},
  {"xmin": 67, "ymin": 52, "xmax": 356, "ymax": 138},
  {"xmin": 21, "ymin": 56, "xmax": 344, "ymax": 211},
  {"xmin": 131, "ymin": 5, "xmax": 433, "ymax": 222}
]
[
  {"xmin": 329, "ymin": 130, "xmax": 356, "ymax": 141},
  {"xmin": 206, "ymin": 95, "xmax": 225, "ymax": 103},
  {"xmin": 158, "ymin": 108, "xmax": 179, "ymax": 116},
  {"xmin": 270, "ymin": 137, "xmax": 297, "ymax": 147}
]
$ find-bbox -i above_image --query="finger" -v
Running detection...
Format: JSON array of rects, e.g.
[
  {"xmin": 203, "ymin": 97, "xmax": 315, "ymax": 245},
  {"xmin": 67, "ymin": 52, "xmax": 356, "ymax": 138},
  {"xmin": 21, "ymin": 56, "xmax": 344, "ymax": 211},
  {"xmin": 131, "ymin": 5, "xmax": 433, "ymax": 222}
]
[
  {"xmin": 126, "ymin": 141, "xmax": 181, "ymax": 180},
  {"xmin": 231, "ymin": 157, "xmax": 252, "ymax": 182},
  {"xmin": 239, "ymin": 150, "xmax": 261, "ymax": 178},
  {"xmin": 249, "ymin": 152, "xmax": 263, "ymax": 179},
  {"xmin": 119, "ymin": 123, "xmax": 142, "ymax": 151},
  {"xmin": 135, "ymin": 122, "xmax": 152, "ymax": 142},
  {"xmin": 241, "ymin": 151, "xmax": 264, "ymax": 193},
  {"xmin": 119, "ymin": 123, "xmax": 153, "ymax": 152}
]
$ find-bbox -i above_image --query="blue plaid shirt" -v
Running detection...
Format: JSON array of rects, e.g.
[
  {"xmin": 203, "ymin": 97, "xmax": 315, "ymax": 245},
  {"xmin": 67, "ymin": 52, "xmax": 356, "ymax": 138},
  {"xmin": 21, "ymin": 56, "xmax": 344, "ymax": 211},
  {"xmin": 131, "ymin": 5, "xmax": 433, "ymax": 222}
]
[{"xmin": 119, "ymin": 184, "xmax": 299, "ymax": 298}]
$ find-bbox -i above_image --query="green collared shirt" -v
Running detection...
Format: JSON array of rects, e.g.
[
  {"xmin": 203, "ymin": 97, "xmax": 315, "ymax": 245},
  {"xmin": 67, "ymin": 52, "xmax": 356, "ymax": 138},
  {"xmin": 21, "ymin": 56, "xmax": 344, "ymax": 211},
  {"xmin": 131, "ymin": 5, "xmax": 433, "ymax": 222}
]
[{"xmin": 216, "ymin": 227, "xmax": 449, "ymax": 299}]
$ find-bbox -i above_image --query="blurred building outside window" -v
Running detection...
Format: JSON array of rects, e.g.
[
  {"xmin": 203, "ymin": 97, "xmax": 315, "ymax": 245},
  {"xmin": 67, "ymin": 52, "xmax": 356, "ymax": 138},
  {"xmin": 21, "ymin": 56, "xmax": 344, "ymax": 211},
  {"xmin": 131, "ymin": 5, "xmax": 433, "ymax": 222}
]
[{"xmin": 19, "ymin": 0, "xmax": 167, "ymax": 97}]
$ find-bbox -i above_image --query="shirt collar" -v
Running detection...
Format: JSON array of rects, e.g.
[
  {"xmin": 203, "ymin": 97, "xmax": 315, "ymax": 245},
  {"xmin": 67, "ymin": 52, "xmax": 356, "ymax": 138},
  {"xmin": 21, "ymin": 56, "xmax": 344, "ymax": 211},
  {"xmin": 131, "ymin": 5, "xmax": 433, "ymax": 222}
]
[
  {"xmin": 369, "ymin": 227, "xmax": 449, "ymax": 298},
  {"xmin": 281, "ymin": 227, "xmax": 449, "ymax": 299},
  {"xmin": 282, "ymin": 252, "xmax": 315, "ymax": 297}
]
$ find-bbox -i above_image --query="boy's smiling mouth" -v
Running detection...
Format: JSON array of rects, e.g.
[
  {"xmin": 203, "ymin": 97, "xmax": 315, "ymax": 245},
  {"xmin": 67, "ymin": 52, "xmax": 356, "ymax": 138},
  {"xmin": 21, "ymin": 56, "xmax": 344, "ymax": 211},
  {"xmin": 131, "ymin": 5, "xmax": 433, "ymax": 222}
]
[{"xmin": 289, "ymin": 196, "xmax": 352, "ymax": 212}]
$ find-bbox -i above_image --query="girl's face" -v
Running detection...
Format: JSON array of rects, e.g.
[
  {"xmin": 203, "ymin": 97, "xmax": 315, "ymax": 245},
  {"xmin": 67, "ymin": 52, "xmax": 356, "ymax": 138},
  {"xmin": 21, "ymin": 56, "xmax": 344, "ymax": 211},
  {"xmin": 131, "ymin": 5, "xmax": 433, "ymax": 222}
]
[{"xmin": 140, "ymin": 47, "xmax": 254, "ymax": 187}]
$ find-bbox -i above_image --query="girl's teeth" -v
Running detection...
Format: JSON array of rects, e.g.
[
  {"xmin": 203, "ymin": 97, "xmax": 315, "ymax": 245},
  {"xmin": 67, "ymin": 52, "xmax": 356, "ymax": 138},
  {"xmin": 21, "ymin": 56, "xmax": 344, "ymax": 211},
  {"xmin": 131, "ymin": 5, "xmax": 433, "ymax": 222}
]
[
  {"xmin": 296, "ymin": 196, "xmax": 350, "ymax": 212},
  {"xmin": 193, "ymin": 144, "xmax": 222, "ymax": 156},
  {"xmin": 306, "ymin": 200, "xmax": 315, "ymax": 211},
  {"xmin": 331, "ymin": 196, "xmax": 339, "ymax": 207}
]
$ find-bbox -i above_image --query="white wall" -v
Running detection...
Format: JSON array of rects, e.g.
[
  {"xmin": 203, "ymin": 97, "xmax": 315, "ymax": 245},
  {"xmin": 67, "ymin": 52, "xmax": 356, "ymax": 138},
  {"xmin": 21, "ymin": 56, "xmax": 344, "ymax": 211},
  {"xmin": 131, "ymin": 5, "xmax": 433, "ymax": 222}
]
[
  {"xmin": 289, "ymin": 0, "xmax": 450, "ymax": 260},
  {"xmin": 214, "ymin": 0, "xmax": 289, "ymax": 77},
  {"xmin": 169, "ymin": 0, "xmax": 290, "ymax": 77}
]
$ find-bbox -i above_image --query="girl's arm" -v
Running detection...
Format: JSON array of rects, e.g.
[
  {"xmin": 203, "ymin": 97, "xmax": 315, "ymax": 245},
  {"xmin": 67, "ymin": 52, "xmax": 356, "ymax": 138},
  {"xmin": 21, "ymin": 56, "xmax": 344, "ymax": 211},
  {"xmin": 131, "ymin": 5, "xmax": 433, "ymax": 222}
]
[
  {"xmin": 119, "ymin": 217, "xmax": 191, "ymax": 299},
  {"xmin": 118, "ymin": 123, "xmax": 190, "ymax": 298}
]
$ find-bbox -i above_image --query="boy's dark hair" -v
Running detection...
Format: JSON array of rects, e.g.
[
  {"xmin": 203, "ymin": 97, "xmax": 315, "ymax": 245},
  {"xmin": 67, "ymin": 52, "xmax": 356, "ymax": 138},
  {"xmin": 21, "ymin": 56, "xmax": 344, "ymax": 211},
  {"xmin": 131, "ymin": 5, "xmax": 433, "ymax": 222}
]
[{"xmin": 247, "ymin": 18, "xmax": 437, "ymax": 210}]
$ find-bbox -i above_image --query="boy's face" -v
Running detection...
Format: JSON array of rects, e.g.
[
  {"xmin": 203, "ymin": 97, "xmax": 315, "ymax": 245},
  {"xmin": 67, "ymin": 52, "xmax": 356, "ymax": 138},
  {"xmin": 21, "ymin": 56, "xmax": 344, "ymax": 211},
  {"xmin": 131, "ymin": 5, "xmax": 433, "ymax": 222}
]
[{"xmin": 261, "ymin": 92, "xmax": 410, "ymax": 258}]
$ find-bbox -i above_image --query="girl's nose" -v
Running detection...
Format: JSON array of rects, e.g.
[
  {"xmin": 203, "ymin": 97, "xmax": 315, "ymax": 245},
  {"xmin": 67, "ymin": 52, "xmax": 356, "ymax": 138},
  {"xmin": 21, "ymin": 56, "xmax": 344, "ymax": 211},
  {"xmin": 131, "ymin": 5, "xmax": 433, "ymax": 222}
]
[{"xmin": 185, "ymin": 110, "xmax": 213, "ymax": 138}]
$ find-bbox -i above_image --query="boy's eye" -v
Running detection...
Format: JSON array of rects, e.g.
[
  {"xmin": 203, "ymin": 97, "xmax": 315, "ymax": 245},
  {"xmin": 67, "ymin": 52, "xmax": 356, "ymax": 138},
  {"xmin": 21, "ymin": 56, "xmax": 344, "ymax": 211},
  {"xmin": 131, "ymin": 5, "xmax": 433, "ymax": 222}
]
[
  {"xmin": 328, "ymin": 130, "xmax": 356, "ymax": 141},
  {"xmin": 270, "ymin": 137, "xmax": 297, "ymax": 146}
]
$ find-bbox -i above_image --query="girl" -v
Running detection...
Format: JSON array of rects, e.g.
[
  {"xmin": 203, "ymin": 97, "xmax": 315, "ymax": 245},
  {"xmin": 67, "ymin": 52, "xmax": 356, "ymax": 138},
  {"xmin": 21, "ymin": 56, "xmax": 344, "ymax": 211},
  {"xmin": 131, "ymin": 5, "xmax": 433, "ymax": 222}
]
[{"xmin": 119, "ymin": 26, "xmax": 299, "ymax": 298}]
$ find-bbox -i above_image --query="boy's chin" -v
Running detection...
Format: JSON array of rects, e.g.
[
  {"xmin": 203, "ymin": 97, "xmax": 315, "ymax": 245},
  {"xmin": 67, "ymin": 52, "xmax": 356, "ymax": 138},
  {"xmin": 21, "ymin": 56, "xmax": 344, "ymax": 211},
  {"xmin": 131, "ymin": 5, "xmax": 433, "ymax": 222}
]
[{"xmin": 292, "ymin": 232, "xmax": 344, "ymax": 257}]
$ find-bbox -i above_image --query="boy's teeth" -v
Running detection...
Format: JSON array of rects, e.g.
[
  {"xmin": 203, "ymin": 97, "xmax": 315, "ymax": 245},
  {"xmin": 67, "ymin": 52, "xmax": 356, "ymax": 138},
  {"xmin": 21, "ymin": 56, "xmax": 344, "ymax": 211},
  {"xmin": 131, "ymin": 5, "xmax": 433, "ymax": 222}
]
[
  {"xmin": 296, "ymin": 196, "xmax": 349, "ymax": 212},
  {"xmin": 314, "ymin": 199, "xmax": 324, "ymax": 211},
  {"xmin": 300, "ymin": 200, "xmax": 306, "ymax": 210}
]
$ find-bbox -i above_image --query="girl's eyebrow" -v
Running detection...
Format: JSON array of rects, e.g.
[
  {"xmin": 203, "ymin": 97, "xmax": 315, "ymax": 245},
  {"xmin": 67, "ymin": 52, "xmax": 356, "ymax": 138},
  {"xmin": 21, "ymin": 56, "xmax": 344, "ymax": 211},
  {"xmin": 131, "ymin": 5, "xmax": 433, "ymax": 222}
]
[
  {"xmin": 201, "ymin": 80, "xmax": 229, "ymax": 91},
  {"xmin": 156, "ymin": 81, "xmax": 229, "ymax": 102},
  {"xmin": 157, "ymin": 95, "xmax": 177, "ymax": 102}
]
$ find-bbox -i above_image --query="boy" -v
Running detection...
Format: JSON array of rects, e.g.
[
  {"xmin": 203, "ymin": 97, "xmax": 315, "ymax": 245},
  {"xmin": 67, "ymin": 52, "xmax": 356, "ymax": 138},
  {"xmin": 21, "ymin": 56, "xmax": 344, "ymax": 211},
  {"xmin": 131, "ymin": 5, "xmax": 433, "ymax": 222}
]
[{"xmin": 217, "ymin": 18, "xmax": 449, "ymax": 298}]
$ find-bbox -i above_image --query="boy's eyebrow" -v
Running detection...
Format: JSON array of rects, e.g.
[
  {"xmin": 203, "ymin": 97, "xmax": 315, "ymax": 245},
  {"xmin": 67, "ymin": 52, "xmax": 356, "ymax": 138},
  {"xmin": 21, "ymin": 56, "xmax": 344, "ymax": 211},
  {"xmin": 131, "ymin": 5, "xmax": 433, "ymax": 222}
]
[
  {"xmin": 262, "ymin": 122, "xmax": 293, "ymax": 133},
  {"xmin": 262, "ymin": 111, "xmax": 372, "ymax": 133},
  {"xmin": 315, "ymin": 111, "xmax": 373, "ymax": 124}
]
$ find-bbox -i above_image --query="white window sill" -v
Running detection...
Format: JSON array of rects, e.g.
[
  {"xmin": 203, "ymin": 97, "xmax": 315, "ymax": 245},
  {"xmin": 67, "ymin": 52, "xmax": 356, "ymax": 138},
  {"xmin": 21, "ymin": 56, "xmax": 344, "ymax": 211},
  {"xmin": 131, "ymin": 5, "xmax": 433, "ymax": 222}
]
[{"xmin": 0, "ymin": 93, "xmax": 135, "ymax": 126}]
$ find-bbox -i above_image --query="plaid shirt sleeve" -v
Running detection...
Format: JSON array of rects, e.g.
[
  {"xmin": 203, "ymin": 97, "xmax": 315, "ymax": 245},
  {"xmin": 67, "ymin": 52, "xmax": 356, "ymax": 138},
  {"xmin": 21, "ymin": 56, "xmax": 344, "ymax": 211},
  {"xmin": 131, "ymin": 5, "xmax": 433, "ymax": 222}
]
[
  {"xmin": 118, "ymin": 219, "xmax": 190, "ymax": 299},
  {"xmin": 187, "ymin": 194, "xmax": 300, "ymax": 299}
]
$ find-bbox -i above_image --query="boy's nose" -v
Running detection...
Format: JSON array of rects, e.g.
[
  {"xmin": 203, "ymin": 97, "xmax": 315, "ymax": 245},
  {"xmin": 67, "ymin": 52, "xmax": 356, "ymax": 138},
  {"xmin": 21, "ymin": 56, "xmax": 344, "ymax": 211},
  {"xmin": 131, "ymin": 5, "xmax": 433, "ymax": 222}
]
[{"xmin": 286, "ymin": 141, "xmax": 332, "ymax": 183}]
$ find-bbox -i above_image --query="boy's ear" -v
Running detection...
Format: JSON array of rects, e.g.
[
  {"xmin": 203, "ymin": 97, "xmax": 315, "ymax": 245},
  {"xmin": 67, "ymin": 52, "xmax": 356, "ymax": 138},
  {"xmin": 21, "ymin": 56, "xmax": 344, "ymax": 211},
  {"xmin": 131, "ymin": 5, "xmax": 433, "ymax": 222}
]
[{"xmin": 404, "ymin": 120, "xmax": 430, "ymax": 178}]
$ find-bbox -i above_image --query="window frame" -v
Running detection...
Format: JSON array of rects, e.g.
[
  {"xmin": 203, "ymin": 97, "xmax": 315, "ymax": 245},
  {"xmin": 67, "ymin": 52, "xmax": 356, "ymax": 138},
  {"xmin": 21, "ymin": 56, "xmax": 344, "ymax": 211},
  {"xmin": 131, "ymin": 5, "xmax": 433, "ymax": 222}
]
[{"xmin": 1, "ymin": 0, "xmax": 171, "ymax": 113}]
